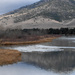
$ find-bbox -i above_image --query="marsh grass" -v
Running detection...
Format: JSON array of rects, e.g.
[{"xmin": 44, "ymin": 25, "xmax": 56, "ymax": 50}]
[
  {"xmin": 0, "ymin": 36, "xmax": 59, "ymax": 45},
  {"xmin": 0, "ymin": 35, "xmax": 60, "ymax": 66},
  {"xmin": 0, "ymin": 49, "xmax": 21, "ymax": 66}
]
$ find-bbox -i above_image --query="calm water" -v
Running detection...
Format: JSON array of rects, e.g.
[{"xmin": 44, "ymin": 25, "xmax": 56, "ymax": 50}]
[
  {"xmin": 1, "ymin": 62, "xmax": 75, "ymax": 75},
  {"xmin": 0, "ymin": 36, "xmax": 75, "ymax": 75}
]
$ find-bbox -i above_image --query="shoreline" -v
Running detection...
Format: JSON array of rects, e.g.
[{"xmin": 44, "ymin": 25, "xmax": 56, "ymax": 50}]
[
  {"xmin": 0, "ymin": 35, "xmax": 60, "ymax": 46},
  {"xmin": 0, "ymin": 35, "xmax": 60, "ymax": 66}
]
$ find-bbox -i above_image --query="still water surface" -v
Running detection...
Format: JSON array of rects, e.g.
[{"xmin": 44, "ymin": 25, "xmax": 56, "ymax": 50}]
[{"xmin": 0, "ymin": 36, "xmax": 75, "ymax": 75}]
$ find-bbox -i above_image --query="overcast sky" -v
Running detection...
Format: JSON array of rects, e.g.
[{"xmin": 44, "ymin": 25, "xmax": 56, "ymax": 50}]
[{"xmin": 0, "ymin": 0, "xmax": 40, "ymax": 15}]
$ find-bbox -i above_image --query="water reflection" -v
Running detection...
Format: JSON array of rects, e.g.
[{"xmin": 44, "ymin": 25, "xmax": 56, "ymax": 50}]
[
  {"xmin": 22, "ymin": 51, "xmax": 75, "ymax": 72},
  {"xmin": 42, "ymin": 36, "xmax": 75, "ymax": 47},
  {"xmin": 0, "ymin": 62, "xmax": 55, "ymax": 75},
  {"xmin": 0, "ymin": 36, "xmax": 75, "ymax": 75},
  {"xmin": 0, "ymin": 62, "xmax": 74, "ymax": 75}
]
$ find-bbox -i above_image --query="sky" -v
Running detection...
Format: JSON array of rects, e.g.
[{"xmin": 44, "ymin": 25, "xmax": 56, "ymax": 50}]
[{"xmin": 0, "ymin": 0, "xmax": 40, "ymax": 15}]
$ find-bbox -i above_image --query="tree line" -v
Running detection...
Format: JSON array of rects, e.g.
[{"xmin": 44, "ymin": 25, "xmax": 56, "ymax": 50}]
[{"xmin": 0, "ymin": 28, "xmax": 75, "ymax": 39}]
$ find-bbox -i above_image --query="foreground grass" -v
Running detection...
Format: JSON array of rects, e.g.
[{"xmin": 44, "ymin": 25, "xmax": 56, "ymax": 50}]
[
  {"xmin": 0, "ymin": 49, "xmax": 21, "ymax": 66},
  {"xmin": 0, "ymin": 36, "xmax": 60, "ymax": 45}
]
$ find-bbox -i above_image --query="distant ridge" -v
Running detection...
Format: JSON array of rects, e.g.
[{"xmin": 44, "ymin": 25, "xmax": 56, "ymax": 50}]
[{"xmin": 0, "ymin": 0, "xmax": 75, "ymax": 30}]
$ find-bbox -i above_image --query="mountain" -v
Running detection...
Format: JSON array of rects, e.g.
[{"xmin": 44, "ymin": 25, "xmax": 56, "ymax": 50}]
[{"xmin": 0, "ymin": 0, "xmax": 75, "ymax": 30}]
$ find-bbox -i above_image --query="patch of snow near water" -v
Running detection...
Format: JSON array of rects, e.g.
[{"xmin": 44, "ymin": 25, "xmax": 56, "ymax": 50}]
[
  {"xmin": 7, "ymin": 45, "xmax": 64, "ymax": 52},
  {"xmin": 5, "ymin": 45, "xmax": 75, "ymax": 52}
]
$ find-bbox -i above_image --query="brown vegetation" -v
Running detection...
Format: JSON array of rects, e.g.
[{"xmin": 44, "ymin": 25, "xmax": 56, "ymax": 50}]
[
  {"xmin": 0, "ymin": 35, "xmax": 60, "ymax": 45},
  {"xmin": 0, "ymin": 35, "xmax": 60, "ymax": 66},
  {"xmin": 0, "ymin": 49, "xmax": 21, "ymax": 66}
]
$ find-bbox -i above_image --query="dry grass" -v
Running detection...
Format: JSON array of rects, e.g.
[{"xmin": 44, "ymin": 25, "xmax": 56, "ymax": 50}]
[
  {"xmin": 0, "ymin": 36, "xmax": 59, "ymax": 45},
  {"xmin": 0, "ymin": 36, "xmax": 60, "ymax": 66},
  {"xmin": 0, "ymin": 49, "xmax": 21, "ymax": 66}
]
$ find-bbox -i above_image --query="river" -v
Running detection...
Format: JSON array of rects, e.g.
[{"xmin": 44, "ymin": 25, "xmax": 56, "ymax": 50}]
[{"xmin": 0, "ymin": 36, "xmax": 75, "ymax": 75}]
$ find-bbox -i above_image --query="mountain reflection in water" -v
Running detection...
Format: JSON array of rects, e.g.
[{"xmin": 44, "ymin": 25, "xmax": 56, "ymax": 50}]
[{"xmin": 22, "ymin": 51, "xmax": 75, "ymax": 72}]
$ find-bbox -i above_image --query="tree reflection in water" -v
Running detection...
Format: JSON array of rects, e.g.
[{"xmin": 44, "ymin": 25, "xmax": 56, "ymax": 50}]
[{"xmin": 22, "ymin": 51, "xmax": 75, "ymax": 72}]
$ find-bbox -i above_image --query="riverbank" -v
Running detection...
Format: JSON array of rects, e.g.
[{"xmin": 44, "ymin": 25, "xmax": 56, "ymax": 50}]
[
  {"xmin": 0, "ymin": 35, "xmax": 60, "ymax": 45},
  {"xmin": 0, "ymin": 35, "xmax": 60, "ymax": 66},
  {"xmin": 0, "ymin": 49, "xmax": 21, "ymax": 66}
]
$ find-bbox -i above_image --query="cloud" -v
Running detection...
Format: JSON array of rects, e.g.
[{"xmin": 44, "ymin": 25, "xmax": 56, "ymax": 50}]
[{"xmin": 0, "ymin": 0, "xmax": 40, "ymax": 15}]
